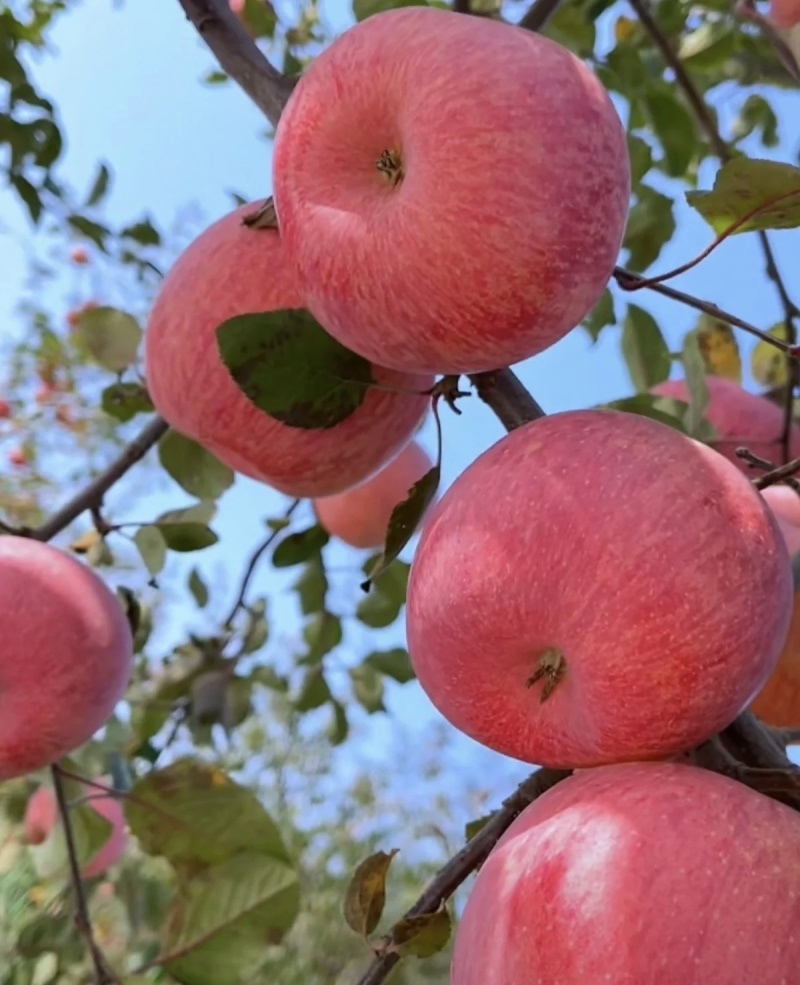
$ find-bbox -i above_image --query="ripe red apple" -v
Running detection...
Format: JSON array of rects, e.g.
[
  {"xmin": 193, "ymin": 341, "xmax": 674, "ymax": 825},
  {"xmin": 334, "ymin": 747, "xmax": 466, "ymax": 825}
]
[
  {"xmin": 770, "ymin": 0, "xmax": 800, "ymax": 27},
  {"xmin": 0, "ymin": 400, "xmax": 11, "ymax": 419},
  {"xmin": 9, "ymin": 448, "xmax": 28, "ymax": 468},
  {"xmin": 313, "ymin": 440, "xmax": 433, "ymax": 549},
  {"xmin": 70, "ymin": 246, "xmax": 90, "ymax": 265},
  {"xmin": 272, "ymin": 7, "xmax": 630, "ymax": 375},
  {"xmin": 406, "ymin": 410, "xmax": 792, "ymax": 768},
  {"xmin": 751, "ymin": 484, "xmax": 800, "ymax": 725},
  {"xmin": 24, "ymin": 782, "xmax": 127, "ymax": 877},
  {"xmin": 0, "ymin": 537, "xmax": 133, "ymax": 779},
  {"xmin": 145, "ymin": 204, "xmax": 432, "ymax": 498},
  {"xmin": 652, "ymin": 376, "xmax": 800, "ymax": 473},
  {"xmin": 452, "ymin": 761, "xmax": 800, "ymax": 985}
]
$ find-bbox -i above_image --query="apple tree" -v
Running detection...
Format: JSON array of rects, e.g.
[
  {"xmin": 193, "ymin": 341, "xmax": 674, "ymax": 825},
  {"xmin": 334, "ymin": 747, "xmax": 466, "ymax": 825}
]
[{"xmin": 1, "ymin": 0, "xmax": 800, "ymax": 984}]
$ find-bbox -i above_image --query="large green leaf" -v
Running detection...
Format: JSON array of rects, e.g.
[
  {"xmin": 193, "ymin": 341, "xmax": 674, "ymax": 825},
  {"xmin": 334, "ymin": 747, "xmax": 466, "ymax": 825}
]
[
  {"xmin": 125, "ymin": 760, "xmax": 293, "ymax": 868},
  {"xmin": 686, "ymin": 158, "xmax": 800, "ymax": 234},
  {"xmin": 161, "ymin": 852, "xmax": 300, "ymax": 985},
  {"xmin": 621, "ymin": 305, "xmax": 671, "ymax": 392},
  {"xmin": 158, "ymin": 431, "xmax": 235, "ymax": 501}
]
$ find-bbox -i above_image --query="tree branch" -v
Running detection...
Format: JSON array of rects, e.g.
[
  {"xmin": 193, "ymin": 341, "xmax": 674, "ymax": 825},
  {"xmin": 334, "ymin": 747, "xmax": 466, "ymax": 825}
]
[
  {"xmin": 51, "ymin": 767, "xmax": 120, "ymax": 984},
  {"xmin": 355, "ymin": 766, "xmax": 571, "ymax": 985},
  {"xmin": 469, "ymin": 368, "xmax": 547, "ymax": 430},
  {"xmin": 177, "ymin": 0, "xmax": 297, "ymax": 126},
  {"xmin": 31, "ymin": 416, "xmax": 169, "ymax": 542},
  {"xmin": 518, "ymin": 0, "xmax": 564, "ymax": 32}
]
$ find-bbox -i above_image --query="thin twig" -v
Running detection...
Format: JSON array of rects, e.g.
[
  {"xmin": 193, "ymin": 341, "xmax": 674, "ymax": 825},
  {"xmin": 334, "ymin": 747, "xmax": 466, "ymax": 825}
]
[
  {"xmin": 468, "ymin": 368, "xmax": 547, "ymax": 431},
  {"xmin": 355, "ymin": 767, "xmax": 571, "ymax": 985},
  {"xmin": 31, "ymin": 416, "xmax": 168, "ymax": 542},
  {"xmin": 518, "ymin": 0, "xmax": 564, "ymax": 32},
  {"xmin": 223, "ymin": 498, "xmax": 301, "ymax": 628},
  {"xmin": 751, "ymin": 454, "xmax": 800, "ymax": 489},
  {"xmin": 614, "ymin": 267, "xmax": 796, "ymax": 353},
  {"xmin": 177, "ymin": 0, "xmax": 297, "ymax": 126},
  {"xmin": 736, "ymin": 0, "xmax": 800, "ymax": 85},
  {"xmin": 51, "ymin": 767, "xmax": 120, "ymax": 984}
]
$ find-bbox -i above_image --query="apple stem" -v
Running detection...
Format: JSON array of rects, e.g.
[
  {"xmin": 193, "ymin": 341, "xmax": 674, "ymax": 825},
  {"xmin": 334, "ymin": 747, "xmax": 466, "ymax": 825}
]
[
  {"xmin": 526, "ymin": 648, "xmax": 567, "ymax": 702},
  {"xmin": 376, "ymin": 149, "xmax": 404, "ymax": 186}
]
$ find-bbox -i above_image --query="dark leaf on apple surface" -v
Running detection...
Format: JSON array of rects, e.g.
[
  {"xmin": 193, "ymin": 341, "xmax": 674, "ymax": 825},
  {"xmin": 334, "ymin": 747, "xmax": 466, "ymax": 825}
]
[
  {"xmin": 343, "ymin": 849, "xmax": 399, "ymax": 938},
  {"xmin": 390, "ymin": 907, "xmax": 452, "ymax": 958},
  {"xmin": 216, "ymin": 309, "xmax": 375, "ymax": 429},
  {"xmin": 621, "ymin": 304, "xmax": 671, "ymax": 391},
  {"xmin": 361, "ymin": 465, "xmax": 440, "ymax": 590},
  {"xmin": 686, "ymin": 158, "xmax": 800, "ymax": 234}
]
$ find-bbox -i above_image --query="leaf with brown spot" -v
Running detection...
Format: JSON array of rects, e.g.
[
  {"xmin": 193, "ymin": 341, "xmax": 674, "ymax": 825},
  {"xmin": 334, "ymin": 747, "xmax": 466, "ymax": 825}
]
[{"xmin": 343, "ymin": 849, "xmax": 399, "ymax": 939}]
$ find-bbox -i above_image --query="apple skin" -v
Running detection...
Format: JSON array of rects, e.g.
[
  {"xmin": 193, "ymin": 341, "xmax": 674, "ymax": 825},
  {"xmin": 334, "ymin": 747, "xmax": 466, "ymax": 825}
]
[
  {"xmin": 313, "ymin": 440, "xmax": 433, "ymax": 549},
  {"xmin": 272, "ymin": 7, "xmax": 630, "ymax": 375},
  {"xmin": 0, "ymin": 537, "xmax": 133, "ymax": 780},
  {"xmin": 406, "ymin": 410, "xmax": 792, "ymax": 768},
  {"xmin": 751, "ymin": 484, "xmax": 800, "ymax": 725},
  {"xmin": 452, "ymin": 761, "xmax": 800, "ymax": 985},
  {"xmin": 652, "ymin": 376, "xmax": 800, "ymax": 474},
  {"xmin": 145, "ymin": 204, "xmax": 432, "ymax": 498},
  {"xmin": 24, "ymin": 784, "xmax": 127, "ymax": 877},
  {"xmin": 770, "ymin": 0, "xmax": 800, "ymax": 27}
]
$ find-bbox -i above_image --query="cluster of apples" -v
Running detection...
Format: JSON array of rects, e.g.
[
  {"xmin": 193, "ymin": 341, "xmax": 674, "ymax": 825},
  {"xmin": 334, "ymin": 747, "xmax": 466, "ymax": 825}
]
[
  {"xmin": 144, "ymin": 6, "xmax": 629, "ymax": 545},
  {"xmin": 406, "ymin": 378, "xmax": 800, "ymax": 981}
]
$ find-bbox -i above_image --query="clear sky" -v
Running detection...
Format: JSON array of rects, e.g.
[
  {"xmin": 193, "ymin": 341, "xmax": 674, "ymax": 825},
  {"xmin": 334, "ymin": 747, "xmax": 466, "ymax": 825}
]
[{"xmin": 1, "ymin": 0, "xmax": 799, "ymax": 806}]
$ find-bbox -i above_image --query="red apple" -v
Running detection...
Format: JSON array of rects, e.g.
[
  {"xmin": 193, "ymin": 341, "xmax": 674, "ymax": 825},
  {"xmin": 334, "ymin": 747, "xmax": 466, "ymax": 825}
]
[
  {"xmin": 9, "ymin": 448, "xmax": 28, "ymax": 468},
  {"xmin": 0, "ymin": 537, "xmax": 133, "ymax": 779},
  {"xmin": 406, "ymin": 410, "xmax": 792, "ymax": 768},
  {"xmin": 751, "ymin": 484, "xmax": 800, "ymax": 725},
  {"xmin": 652, "ymin": 376, "xmax": 800, "ymax": 474},
  {"xmin": 0, "ymin": 400, "xmax": 11, "ymax": 419},
  {"xmin": 452, "ymin": 761, "xmax": 800, "ymax": 985},
  {"xmin": 272, "ymin": 7, "xmax": 630, "ymax": 375},
  {"xmin": 313, "ymin": 440, "xmax": 433, "ymax": 549},
  {"xmin": 24, "ymin": 782, "xmax": 127, "ymax": 877},
  {"xmin": 770, "ymin": 0, "xmax": 800, "ymax": 27},
  {"xmin": 145, "ymin": 204, "xmax": 432, "ymax": 498},
  {"xmin": 70, "ymin": 246, "xmax": 90, "ymax": 265}
]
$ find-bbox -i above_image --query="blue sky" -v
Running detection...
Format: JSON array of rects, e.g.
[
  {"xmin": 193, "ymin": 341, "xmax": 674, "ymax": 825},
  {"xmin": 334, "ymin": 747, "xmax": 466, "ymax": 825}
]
[{"xmin": 2, "ymin": 0, "xmax": 800, "ymax": 810}]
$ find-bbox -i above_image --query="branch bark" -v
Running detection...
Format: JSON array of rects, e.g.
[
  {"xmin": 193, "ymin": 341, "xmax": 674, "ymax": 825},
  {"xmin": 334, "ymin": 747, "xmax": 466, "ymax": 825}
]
[
  {"xmin": 32, "ymin": 415, "xmax": 169, "ymax": 542},
  {"xmin": 177, "ymin": 0, "xmax": 297, "ymax": 126},
  {"xmin": 469, "ymin": 368, "xmax": 547, "ymax": 430},
  {"xmin": 355, "ymin": 766, "xmax": 571, "ymax": 985}
]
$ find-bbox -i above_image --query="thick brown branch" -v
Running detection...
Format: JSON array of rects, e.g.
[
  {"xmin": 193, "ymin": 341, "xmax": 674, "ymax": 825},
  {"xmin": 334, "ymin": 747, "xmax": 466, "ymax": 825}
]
[
  {"xmin": 355, "ymin": 767, "xmax": 571, "ymax": 985},
  {"xmin": 32, "ymin": 416, "xmax": 168, "ymax": 542},
  {"xmin": 469, "ymin": 368, "xmax": 547, "ymax": 431},
  {"xmin": 177, "ymin": 0, "xmax": 297, "ymax": 126}
]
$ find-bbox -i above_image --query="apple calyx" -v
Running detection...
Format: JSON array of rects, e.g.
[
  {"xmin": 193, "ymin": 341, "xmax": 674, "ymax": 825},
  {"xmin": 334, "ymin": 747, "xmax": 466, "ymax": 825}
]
[
  {"xmin": 526, "ymin": 647, "xmax": 567, "ymax": 702},
  {"xmin": 376, "ymin": 149, "xmax": 404, "ymax": 187}
]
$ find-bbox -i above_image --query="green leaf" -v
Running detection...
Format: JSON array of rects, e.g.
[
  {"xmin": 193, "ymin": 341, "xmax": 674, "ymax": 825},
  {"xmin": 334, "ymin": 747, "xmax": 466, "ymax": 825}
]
[
  {"xmin": 66, "ymin": 214, "xmax": 109, "ymax": 249},
  {"xmin": 120, "ymin": 217, "xmax": 161, "ymax": 246},
  {"xmin": 364, "ymin": 648, "xmax": 415, "ymax": 684},
  {"xmin": 544, "ymin": 3, "xmax": 596, "ymax": 58},
  {"xmin": 157, "ymin": 523, "xmax": 219, "ymax": 553},
  {"xmin": 188, "ymin": 568, "xmax": 209, "ymax": 608},
  {"xmin": 158, "ymin": 431, "xmax": 235, "ymax": 501},
  {"xmin": 465, "ymin": 812, "xmax": 498, "ymax": 842},
  {"xmin": 73, "ymin": 306, "xmax": 142, "ymax": 373},
  {"xmin": 624, "ymin": 185, "xmax": 676, "ymax": 271},
  {"xmin": 343, "ymin": 849, "xmax": 398, "ymax": 938},
  {"xmin": 681, "ymin": 333, "xmax": 711, "ymax": 438},
  {"xmin": 685, "ymin": 159, "xmax": 800, "ymax": 235},
  {"xmin": 751, "ymin": 324, "xmax": 791, "ymax": 388},
  {"xmin": 602, "ymin": 394, "xmax": 693, "ymax": 433},
  {"xmin": 134, "ymin": 526, "xmax": 167, "ymax": 577},
  {"xmin": 251, "ymin": 666, "xmax": 289, "ymax": 693},
  {"xmin": 362, "ymin": 466, "xmax": 440, "ymax": 589},
  {"xmin": 160, "ymin": 852, "xmax": 300, "ymax": 985},
  {"xmin": 293, "ymin": 555, "xmax": 328, "ymax": 615},
  {"xmin": 272, "ymin": 525, "xmax": 329, "ymax": 568},
  {"xmin": 356, "ymin": 561, "xmax": 410, "ymax": 629},
  {"xmin": 627, "ymin": 134, "xmax": 653, "ymax": 188},
  {"xmin": 101, "ymin": 381, "xmax": 154, "ymax": 421},
  {"xmin": 583, "ymin": 288, "xmax": 616, "ymax": 342},
  {"xmin": 353, "ymin": 0, "xmax": 427, "ymax": 22},
  {"xmin": 11, "ymin": 174, "xmax": 41, "ymax": 223},
  {"xmin": 390, "ymin": 908, "xmax": 451, "ymax": 958},
  {"xmin": 732, "ymin": 95, "xmax": 779, "ymax": 149},
  {"xmin": 302, "ymin": 611, "xmax": 342, "ymax": 664},
  {"xmin": 125, "ymin": 759, "xmax": 293, "ymax": 868},
  {"xmin": 216, "ymin": 310, "xmax": 375, "ymax": 429},
  {"xmin": 328, "ymin": 700, "xmax": 349, "ymax": 746},
  {"xmin": 241, "ymin": 0, "xmax": 278, "ymax": 37},
  {"xmin": 621, "ymin": 305, "xmax": 671, "ymax": 391},
  {"xmin": 85, "ymin": 162, "xmax": 111, "ymax": 206},
  {"xmin": 241, "ymin": 603, "xmax": 269, "ymax": 654},
  {"xmin": 641, "ymin": 86, "xmax": 696, "ymax": 178},
  {"xmin": 190, "ymin": 671, "xmax": 230, "ymax": 728},
  {"xmin": 349, "ymin": 665, "xmax": 385, "ymax": 714},
  {"xmin": 294, "ymin": 666, "xmax": 332, "ymax": 712},
  {"xmin": 157, "ymin": 501, "xmax": 217, "ymax": 526}
]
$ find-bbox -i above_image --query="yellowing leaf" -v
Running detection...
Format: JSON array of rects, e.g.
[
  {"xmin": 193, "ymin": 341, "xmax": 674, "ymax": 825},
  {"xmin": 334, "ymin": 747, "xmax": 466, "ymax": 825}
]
[
  {"xmin": 390, "ymin": 907, "xmax": 452, "ymax": 958},
  {"xmin": 70, "ymin": 530, "xmax": 101, "ymax": 554},
  {"xmin": 752, "ymin": 324, "xmax": 791, "ymax": 388},
  {"xmin": 343, "ymin": 849, "xmax": 398, "ymax": 939},
  {"xmin": 685, "ymin": 158, "xmax": 800, "ymax": 235},
  {"xmin": 695, "ymin": 316, "xmax": 742, "ymax": 381}
]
